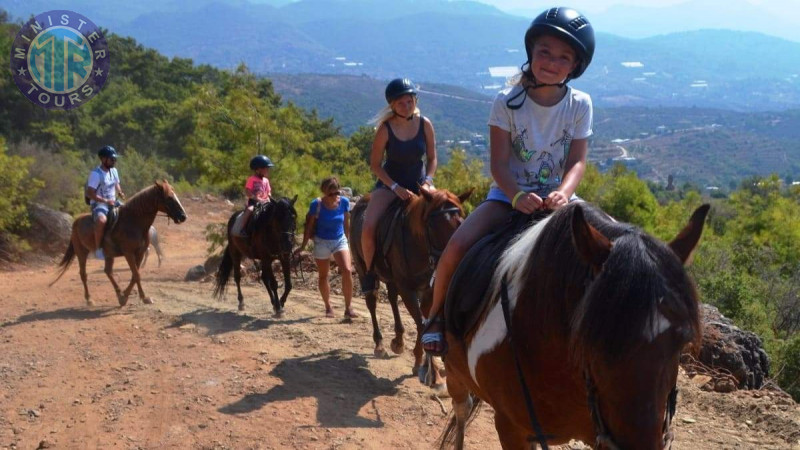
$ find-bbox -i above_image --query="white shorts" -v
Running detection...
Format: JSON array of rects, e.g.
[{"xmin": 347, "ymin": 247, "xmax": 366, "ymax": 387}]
[{"xmin": 313, "ymin": 235, "xmax": 349, "ymax": 260}]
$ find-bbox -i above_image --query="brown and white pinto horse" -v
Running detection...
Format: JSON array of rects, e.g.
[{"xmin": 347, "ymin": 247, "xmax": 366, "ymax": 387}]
[
  {"xmin": 350, "ymin": 187, "xmax": 472, "ymax": 393},
  {"xmin": 439, "ymin": 202, "xmax": 709, "ymax": 449},
  {"xmin": 51, "ymin": 181, "xmax": 187, "ymax": 306}
]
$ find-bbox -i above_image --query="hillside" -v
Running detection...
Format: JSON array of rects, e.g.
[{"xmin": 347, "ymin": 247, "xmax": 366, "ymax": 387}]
[{"xmin": 0, "ymin": 196, "xmax": 798, "ymax": 449}]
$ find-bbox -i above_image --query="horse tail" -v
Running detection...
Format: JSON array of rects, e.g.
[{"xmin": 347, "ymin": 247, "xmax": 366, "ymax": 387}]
[
  {"xmin": 213, "ymin": 245, "xmax": 233, "ymax": 300},
  {"xmin": 49, "ymin": 241, "xmax": 76, "ymax": 287},
  {"xmin": 437, "ymin": 396, "xmax": 483, "ymax": 450}
]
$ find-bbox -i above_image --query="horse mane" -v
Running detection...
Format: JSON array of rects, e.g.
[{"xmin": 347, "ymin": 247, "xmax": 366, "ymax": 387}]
[
  {"xmin": 495, "ymin": 202, "xmax": 701, "ymax": 364},
  {"xmin": 120, "ymin": 184, "xmax": 160, "ymax": 217},
  {"xmin": 405, "ymin": 190, "xmax": 464, "ymax": 241},
  {"xmin": 252, "ymin": 197, "xmax": 294, "ymax": 226}
]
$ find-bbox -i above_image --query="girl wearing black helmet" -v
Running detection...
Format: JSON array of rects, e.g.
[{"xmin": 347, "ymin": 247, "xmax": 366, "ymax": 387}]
[
  {"xmin": 235, "ymin": 155, "xmax": 275, "ymax": 237},
  {"xmin": 422, "ymin": 7, "xmax": 595, "ymax": 355},
  {"xmin": 359, "ymin": 78, "xmax": 438, "ymax": 293}
]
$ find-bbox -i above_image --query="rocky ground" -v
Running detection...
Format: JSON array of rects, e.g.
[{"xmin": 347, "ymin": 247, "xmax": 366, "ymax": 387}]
[{"xmin": 0, "ymin": 196, "xmax": 797, "ymax": 449}]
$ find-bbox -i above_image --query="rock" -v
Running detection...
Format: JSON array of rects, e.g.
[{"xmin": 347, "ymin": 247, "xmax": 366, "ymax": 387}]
[
  {"xmin": 185, "ymin": 265, "xmax": 207, "ymax": 281},
  {"xmin": 203, "ymin": 254, "xmax": 223, "ymax": 274},
  {"xmin": 682, "ymin": 417, "xmax": 697, "ymax": 424},
  {"xmin": 24, "ymin": 203, "xmax": 72, "ymax": 252},
  {"xmin": 36, "ymin": 440, "xmax": 53, "ymax": 449},
  {"xmin": 691, "ymin": 304, "xmax": 770, "ymax": 390}
]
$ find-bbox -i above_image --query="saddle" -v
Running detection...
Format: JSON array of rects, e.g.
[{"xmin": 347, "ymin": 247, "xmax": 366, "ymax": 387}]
[
  {"xmin": 444, "ymin": 211, "xmax": 543, "ymax": 339},
  {"xmin": 371, "ymin": 199, "xmax": 405, "ymax": 274},
  {"xmin": 245, "ymin": 201, "xmax": 274, "ymax": 235}
]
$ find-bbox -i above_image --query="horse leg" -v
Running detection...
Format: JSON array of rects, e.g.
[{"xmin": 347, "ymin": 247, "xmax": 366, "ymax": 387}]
[
  {"xmin": 447, "ymin": 376, "xmax": 473, "ymax": 450},
  {"xmin": 261, "ymin": 262, "xmax": 281, "ymax": 317},
  {"xmin": 419, "ymin": 289, "xmax": 448, "ymax": 395},
  {"xmin": 494, "ymin": 411, "xmax": 532, "ymax": 450},
  {"xmin": 132, "ymin": 249, "xmax": 152, "ymax": 304},
  {"xmin": 388, "ymin": 283, "xmax": 406, "ymax": 355},
  {"xmin": 231, "ymin": 251, "xmax": 245, "ymax": 311},
  {"xmin": 278, "ymin": 254, "xmax": 292, "ymax": 307},
  {"xmin": 365, "ymin": 288, "xmax": 386, "ymax": 358},
  {"xmin": 120, "ymin": 252, "xmax": 150, "ymax": 305},
  {"xmin": 76, "ymin": 244, "xmax": 92, "ymax": 305},
  {"xmin": 103, "ymin": 257, "xmax": 124, "ymax": 306}
]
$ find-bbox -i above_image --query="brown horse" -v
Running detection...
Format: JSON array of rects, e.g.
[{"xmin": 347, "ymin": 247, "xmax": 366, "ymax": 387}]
[
  {"xmin": 439, "ymin": 202, "xmax": 709, "ymax": 449},
  {"xmin": 350, "ymin": 187, "xmax": 472, "ymax": 393},
  {"xmin": 214, "ymin": 197, "xmax": 298, "ymax": 315},
  {"xmin": 51, "ymin": 180, "xmax": 187, "ymax": 306}
]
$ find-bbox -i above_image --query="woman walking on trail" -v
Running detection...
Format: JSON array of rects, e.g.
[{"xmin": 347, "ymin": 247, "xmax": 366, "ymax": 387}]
[
  {"xmin": 360, "ymin": 78, "xmax": 438, "ymax": 294},
  {"xmin": 295, "ymin": 177, "xmax": 358, "ymax": 319}
]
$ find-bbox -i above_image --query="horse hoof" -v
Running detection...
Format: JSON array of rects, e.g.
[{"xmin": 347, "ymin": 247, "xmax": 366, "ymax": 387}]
[
  {"xmin": 431, "ymin": 382, "xmax": 450, "ymax": 398},
  {"xmin": 274, "ymin": 310, "xmax": 284, "ymax": 318},
  {"xmin": 142, "ymin": 297, "xmax": 154, "ymax": 305},
  {"xmin": 412, "ymin": 365, "xmax": 421, "ymax": 377},
  {"xmin": 374, "ymin": 348, "xmax": 389, "ymax": 358},
  {"xmin": 118, "ymin": 296, "xmax": 128, "ymax": 307},
  {"xmin": 390, "ymin": 339, "xmax": 405, "ymax": 355},
  {"xmin": 86, "ymin": 299, "xmax": 94, "ymax": 306},
  {"xmin": 237, "ymin": 304, "xmax": 245, "ymax": 312}
]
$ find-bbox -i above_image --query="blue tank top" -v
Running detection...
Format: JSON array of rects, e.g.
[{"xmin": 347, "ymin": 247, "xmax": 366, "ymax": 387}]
[{"xmin": 380, "ymin": 117, "xmax": 426, "ymax": 194}]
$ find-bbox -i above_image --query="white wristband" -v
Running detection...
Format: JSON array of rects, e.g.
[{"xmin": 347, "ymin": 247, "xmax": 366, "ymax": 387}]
[
  {"xmin": 390, "ymin": 182, "xmax": 398, "ymax": 191},
  {"xmin": 425, "ymin": 175, "xmax": 434, "ymax": 183}
]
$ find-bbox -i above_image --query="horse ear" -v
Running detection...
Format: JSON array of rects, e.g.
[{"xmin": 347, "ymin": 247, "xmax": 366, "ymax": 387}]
[
  {"xmin": 571, "ymin": 204, "xmax": 611, "ymax": 271},
  {"xmin": 290, "ymin": 195, "xmax": 298, "ymax": 206},
  {"xmin": 668, "ymin": 204, "xmax": 710, "ymax": 266},
  {"xmin": 154, "ymin": 180, "xmax": 163, "ymax": 189},
  {"xmin": 457, "ymin": 188, "xmax": 474, "ymax": 204}
]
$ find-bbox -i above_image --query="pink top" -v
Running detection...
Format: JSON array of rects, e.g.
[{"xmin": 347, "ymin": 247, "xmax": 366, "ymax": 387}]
[{"xmin": 245, "ymin": 175, "xmax": 271, "ymax": 202}]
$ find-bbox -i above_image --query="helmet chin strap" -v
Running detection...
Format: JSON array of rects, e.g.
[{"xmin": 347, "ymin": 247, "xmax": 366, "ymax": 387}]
[
  {"xmin": 506, "ymin": 64, "xmax": 570, "ymax": 110},
  {"xmin": 394, "ymin": 112, "xmax": 415, "ymax": 121}
]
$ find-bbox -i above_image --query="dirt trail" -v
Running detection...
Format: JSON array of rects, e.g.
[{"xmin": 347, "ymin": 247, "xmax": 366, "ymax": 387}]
[{"xmin": 0, "ymin": 197, "xmax": 797, "ymax": 449}]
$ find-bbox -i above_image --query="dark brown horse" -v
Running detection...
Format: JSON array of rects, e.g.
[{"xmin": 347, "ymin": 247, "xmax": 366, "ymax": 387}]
[
  {"xmin": 439, "ymin": 202, "xmax": 709, "ymax": 449},
  {"xmin": 214, "ymin": 197, "xmax": 298, "ymax": 315},
  {"xmin": 51, "ymin": 180, "xmax": 187, "ymax": 305},
  {"xmin": 351, "ymin": 187, "xmax": 472, "ymax": 394}
]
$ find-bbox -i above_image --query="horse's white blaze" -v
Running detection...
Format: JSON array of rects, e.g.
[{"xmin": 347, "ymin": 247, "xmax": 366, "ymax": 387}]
[
  {"xmin": 467, "ymin": 215, "xmax": 552, "ymax": 385},
  {"xmin": 645, "ymin": 312, "xmax": 672, "ymax": 342}
]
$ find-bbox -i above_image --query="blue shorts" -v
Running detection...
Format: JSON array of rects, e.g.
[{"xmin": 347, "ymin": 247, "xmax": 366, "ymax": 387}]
[
  {"xmin": 313, "ymin": 235, "xmax": 349, "ymax": 260},
  {"xmin": 91, "ymin": 203, "xmax": 110, "ymax": 221},
  {"xmin": 486, "ymin": 187, "xmax": 579, "ymax": 204}
]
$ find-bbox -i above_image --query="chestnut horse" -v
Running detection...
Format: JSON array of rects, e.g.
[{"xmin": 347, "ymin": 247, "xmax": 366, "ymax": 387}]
[
  {"xmin": 214, "ymin": 197, "xmax": 298, "ymax": 315},
  {"xmin": 439, "ymin": 202, "xmax": 709, "ymax": 449},
  {"xmin": 350, "ymin": 187, "xmax": 472, "ymax": 394},
  {"xmin": 51, "ymin": 181, "xmax": 187, "ymax": 306}
]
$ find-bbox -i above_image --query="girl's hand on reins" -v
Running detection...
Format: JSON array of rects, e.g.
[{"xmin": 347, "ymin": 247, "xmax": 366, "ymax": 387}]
[
  {"xmin": 544, "ymin": 191, "xmax": 569, "ymax": 210},
  {"xmin": 514, "ymin": 192, "xmax": 544, "ymax": 214},
  {"xmin": 393, "ymin": 185, "xmax": 412, "ymax": 201}
]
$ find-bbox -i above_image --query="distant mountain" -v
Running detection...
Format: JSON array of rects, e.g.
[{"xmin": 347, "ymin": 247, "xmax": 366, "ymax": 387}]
[
  {"xmin": 5, "ymin": 0, "xmax": 800, "ymax": 110},
  {"xmin": 271, "ymin": 73, "xmax": 800, "ymax": 187}
]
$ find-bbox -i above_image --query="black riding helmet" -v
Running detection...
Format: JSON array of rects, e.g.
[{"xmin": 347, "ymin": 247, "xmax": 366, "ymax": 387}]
[
  {"xmin": 385, "ymin": 78, "xmax": 417, "ymax": 103},
  {"xmin": 250, "ymin": 155, "xmax": 275, "ymax": 170},
  {"xmin": 97, "ymin": 145, "xmax": 119, "ymax": 159},
  {"xmin": 524, "ymin": 7, "xmax": 595, "ymax": 80}
]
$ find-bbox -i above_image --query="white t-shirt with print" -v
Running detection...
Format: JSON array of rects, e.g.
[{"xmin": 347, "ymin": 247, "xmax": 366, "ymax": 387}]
[
  {"xmin": 87, "ymin": 166, "xmax": 120, "ymax": 206},
  {"xmin": 488, "ymin": 84, "xmax": 593, "ymax": 196}
]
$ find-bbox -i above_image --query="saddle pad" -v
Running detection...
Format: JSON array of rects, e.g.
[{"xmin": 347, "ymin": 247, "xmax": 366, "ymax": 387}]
[{"xmin": 444, "ymin": 211, "xmax": 540, "ymax": 339}]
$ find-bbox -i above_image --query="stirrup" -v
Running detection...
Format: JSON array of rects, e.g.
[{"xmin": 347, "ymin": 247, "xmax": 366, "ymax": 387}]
[{"xmin": 421, "ymin": 316, "xmax": 448, "ymax": 356}]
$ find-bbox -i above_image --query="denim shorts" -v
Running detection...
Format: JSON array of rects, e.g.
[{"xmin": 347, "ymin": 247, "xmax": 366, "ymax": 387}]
[
  {"xmin": 486, "ymin": 186, "xmax": 579, "ymax": 204},
  {"xmin": 91, "ymin": 203, "xmax": 110, "ymax": 221},
  {"xmin": 313, "ymin": 235, "xmax": 349, "ymax": 260}
]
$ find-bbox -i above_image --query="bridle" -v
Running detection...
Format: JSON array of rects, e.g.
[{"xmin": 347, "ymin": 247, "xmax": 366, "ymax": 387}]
[
  {"xmin": 584, "ymin": 369, "xmax": 678, "ymax": 450},
  {"xmin": 424, "ymin": 204, "xmax": 462, "ymax": 267}
]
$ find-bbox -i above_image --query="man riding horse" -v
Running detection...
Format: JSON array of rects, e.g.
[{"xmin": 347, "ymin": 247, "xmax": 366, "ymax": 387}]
[{"xmin": 86, "ymin": 145, "xmax": 126, "ymax": 260}]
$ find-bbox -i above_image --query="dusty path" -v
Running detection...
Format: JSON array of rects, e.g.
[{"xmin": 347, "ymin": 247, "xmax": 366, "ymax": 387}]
[{"xmin": 0, "ymin": 197, "xmax": 797, "ymax": 449}]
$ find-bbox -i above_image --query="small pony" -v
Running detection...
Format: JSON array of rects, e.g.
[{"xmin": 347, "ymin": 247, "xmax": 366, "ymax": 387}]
[{"xmin": 214, "ymin": 197, "xmax": 298, "ymax": 315}]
